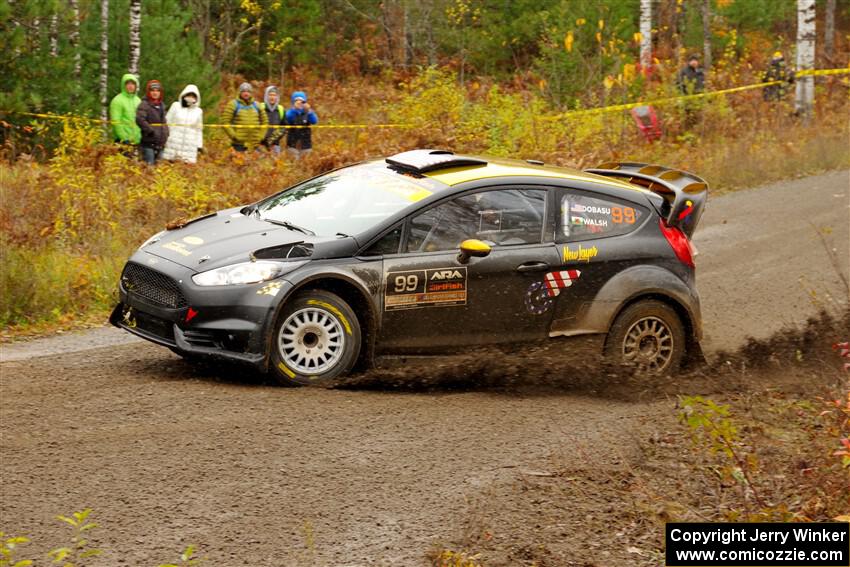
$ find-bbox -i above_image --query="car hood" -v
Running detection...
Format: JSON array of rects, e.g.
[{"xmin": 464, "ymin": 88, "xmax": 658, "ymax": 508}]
[{"xmin": 142, "ymin": 210, "xmax": 350, "ymax": 271}]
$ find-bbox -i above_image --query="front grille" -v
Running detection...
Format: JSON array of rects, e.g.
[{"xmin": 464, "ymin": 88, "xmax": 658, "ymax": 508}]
[{"xmin": 121, "ymin": 262, "xmax": 188, "ymax": 309}]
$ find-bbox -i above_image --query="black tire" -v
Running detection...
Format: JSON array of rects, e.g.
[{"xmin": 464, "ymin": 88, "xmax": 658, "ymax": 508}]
[
  {"xmin": 604, "ymin": 300, "xmax": 686, "ymax": 375},
  {"xmin": 270, "ymin": 290, "xmax": 361, "ymax": 386}
]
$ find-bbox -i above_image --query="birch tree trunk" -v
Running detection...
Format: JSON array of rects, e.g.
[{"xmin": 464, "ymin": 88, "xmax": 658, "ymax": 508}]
[
  {"xmin": 129, "ymin": 0, "xmax": 142, "ymax": 75},
  {"xmin": 639, "ymin": 0, "xmax": 652, "ymax": 71},
  {"xmin": 49, "ymin": 14, "xmax": 58, "ymax": 57},
  {"xmin": 824, "ymin": 0, "xmax": 835, "ymax": 59},
  {"xmin": 70, "ymin": 0, "xmax": 81, "ymax": 78},
  {"xmin": 701, "ymin": 0, "xmax": 712, "ymax": 70},
  {"xmin": 795, "ymin": 0, "xmax": 816, "ymax": 121},
  {"xmin": 100, "ymin": 0, "xmax": 109, "ymax": 124}
]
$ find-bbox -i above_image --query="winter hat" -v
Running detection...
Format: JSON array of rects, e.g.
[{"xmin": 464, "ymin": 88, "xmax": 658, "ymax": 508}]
[
  {"xmin": 238, "ymin": 82, "xmax": 253, "ymax": 94},
  {"xmin": 145, "ymin": 80, "xmax": 163, "ymax": 101},
  {"xmin": 291, "ymin": 90, "xmax": 307, "ymax": 105}
]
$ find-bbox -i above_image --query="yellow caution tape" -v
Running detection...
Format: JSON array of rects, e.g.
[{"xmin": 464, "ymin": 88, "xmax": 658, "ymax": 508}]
[{"xmin": 2, "ymin": 68, "xmax": 847, "ymax": 129}]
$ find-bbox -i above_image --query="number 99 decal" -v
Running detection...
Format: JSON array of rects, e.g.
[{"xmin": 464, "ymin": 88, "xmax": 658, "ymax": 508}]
[{"xmin": 394, "ymin": 274, "xmax": 419, "ymax": 292}]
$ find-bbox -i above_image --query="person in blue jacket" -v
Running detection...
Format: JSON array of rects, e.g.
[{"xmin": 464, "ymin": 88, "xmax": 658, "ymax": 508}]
[{"xmin": 285, "ymin": 90, "xmax": 318, "ymax": 159}]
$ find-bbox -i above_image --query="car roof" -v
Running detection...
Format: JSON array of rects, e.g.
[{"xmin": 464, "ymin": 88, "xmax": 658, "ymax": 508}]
[
  {"xmin": 381, "ymin": 151, "xmax": 648, "ymax": 194},
  {"xmin": 426, "ymin": 158, "xmax": 646, "ymax": 192}
]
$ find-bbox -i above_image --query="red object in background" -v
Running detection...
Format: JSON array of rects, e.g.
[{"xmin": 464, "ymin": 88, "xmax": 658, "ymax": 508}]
[
  {"xmin": 630, "ymin": 105, "xmax": 662, "ymax": 142},
  {"xmin": 185, "ymin": 307, "xmax": 198, "ymax": 323}
]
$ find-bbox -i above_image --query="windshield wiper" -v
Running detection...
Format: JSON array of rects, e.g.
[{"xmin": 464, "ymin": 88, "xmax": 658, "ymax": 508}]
[{"xmin": 260, "ymin": 216, "xmax": 316, "ymax": 235}]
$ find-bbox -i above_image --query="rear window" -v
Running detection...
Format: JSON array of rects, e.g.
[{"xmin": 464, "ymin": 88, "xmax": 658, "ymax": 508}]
[{"xmin": 558, "ymin": 191, "xmax": 646, "ymax": 241}]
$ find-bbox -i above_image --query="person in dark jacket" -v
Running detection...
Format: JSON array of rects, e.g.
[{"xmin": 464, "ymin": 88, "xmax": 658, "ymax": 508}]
[
  {"xmin": 135, "ymin": 80, "xmax": 169, "ymax": 164},
  {"xmin": 285, "ymin": 90, "xmax": 318, "ymax": 159},
  {"xmin": 762, "ymin": 51, "xmax": 795, "ymax": 102},
  {"xmin": 677, "ymin": 54, "xmax": 705, "ymax": 95},
  {"xmin": 677, "ymin": 55, "xmax": 705, "ymax": 129},
  {"xmin": 260, "ymin": 85, "xmax": 284, "ymax": 156}
]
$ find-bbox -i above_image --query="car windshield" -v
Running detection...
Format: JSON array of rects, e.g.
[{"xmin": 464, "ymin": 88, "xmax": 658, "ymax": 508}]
[{"xmin": 257, "ymin": 165, "xmax": 442, "ymax": 237}]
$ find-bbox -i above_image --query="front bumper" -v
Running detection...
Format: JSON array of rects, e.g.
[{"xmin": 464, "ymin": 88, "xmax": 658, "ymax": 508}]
[{"xmin": 110, "ymin": 251, "xmax": 294, "ymax": 370}]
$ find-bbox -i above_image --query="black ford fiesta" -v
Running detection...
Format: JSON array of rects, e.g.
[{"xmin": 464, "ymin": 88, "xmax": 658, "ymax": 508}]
[{"xmin": 111, "ymin": 150, "xmax": 708, "ymax": 385}]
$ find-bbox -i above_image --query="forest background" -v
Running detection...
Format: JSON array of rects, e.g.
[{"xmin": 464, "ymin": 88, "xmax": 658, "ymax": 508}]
[{"xmin": 0, "ymin": 0, "xmax": 848, "ymax": 332}]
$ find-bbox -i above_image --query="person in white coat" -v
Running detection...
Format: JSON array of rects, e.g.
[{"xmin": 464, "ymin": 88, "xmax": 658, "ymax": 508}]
[{"xmin": 162, "ymin": 84, "xmax": 203, "ymax": 164}]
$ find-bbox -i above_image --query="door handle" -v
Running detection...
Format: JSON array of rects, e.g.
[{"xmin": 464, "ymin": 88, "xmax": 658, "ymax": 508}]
[{"xmin": 516, "ymin": 261, "xmax": 550, "ymax": 273}]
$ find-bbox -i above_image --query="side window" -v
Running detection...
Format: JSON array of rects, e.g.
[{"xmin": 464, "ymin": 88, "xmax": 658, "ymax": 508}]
[
  {"xmin": 363, "ymin": 225, "xmax": 402, "ymax": 256},
  {"xmin": 405, "ymin": 189, "xmax": 546, "ymax": 253},
  {"xmin": 559, "ymin": 191, "xmax": 645, "ymax": 241}
]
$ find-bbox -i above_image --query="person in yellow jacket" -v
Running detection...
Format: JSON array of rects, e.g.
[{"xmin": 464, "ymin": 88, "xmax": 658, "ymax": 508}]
[{"xmin": 223, "ymin": 82, "xmax": 267, "ymax": 152}]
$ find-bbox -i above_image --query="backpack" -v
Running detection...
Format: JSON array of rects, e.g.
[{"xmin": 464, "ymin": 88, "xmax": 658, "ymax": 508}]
[{"xmin": 232, "ymin": 100, "xmax": 260, "ymax": 121}]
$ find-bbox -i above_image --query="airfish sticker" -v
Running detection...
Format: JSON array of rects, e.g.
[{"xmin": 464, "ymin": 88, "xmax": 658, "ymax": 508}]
[{"xmin": 385, "ymin": 267, "xmax": 467, "ymax": 310}]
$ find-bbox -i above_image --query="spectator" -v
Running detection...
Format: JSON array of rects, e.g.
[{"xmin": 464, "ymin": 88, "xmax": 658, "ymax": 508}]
[
  {"xmin": 135, "ymin": 80, "xmax": 169, "ymax": 165},
  {"xmin": 260, "ymin": 85, "xmax": 284, "ymax": 156},
  {"xmin": 224, "ymin": 82, "xmax": 267, "ymax": 152},
  {"xmin": 762, "ymin": 51, "xmax": 795, "ymax": 102},
  {"xmin": 109, "ymin": 73, "xmax": 141, "ymax": 149},
  {"xmin": 162, "ymin": 84, "xmax": 203, "ymax": 164},
  {"xmin": 677, "ymin": 54, "xmax": 705, "ymax": 95},
  {"xmin": 285, "ymin": 90, "xmax": 318, "ymax": 159},
  {"xmin": 677, "ymin": 55, "xmax": 705, "ymax": 129}
]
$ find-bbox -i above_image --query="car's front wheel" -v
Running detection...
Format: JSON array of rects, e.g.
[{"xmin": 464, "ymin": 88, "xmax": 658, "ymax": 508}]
[
  {"xmin": 605, "ymin": 300, "xmax": 685, "ymax": 374},
  {"xmin": 270, "ymin": 290, "xmax": 361, "ymax": 386}
]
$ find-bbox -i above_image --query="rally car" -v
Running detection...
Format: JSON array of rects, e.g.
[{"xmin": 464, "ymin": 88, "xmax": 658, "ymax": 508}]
[{"xmin": 111, "ymin": 150, "xmax": 708, "ymax": 385}]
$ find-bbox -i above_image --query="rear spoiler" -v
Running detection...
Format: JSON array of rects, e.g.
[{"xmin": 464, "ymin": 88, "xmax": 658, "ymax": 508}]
[{"xmin": 584, "ymin": 162, "xmax": 708, "ymax": 238}]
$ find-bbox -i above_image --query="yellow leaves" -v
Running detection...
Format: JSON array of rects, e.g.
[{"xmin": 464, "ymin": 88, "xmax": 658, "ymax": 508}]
[
  {"xmin": 633, "ymin": 31, "xmax": 642, "ymax": 43},
  {"xmin": 623, "ymin": 63, "xmax": 637, "ymax": 83},
  {"xmin": 538, "ymin": 79, "xmax": 547, "ymax": 91},
  {"xmin": 598, "ymin": 19, "xmax": 604, "ymax": 30},
  {"xmin": 603, "ymin": 76, "xmax": 615, "ymax": 90},
  {"xmin": 595, "ymin": 31, "xmax": 602, "ymax": 44},
  {"xmin": 575, "ymin": 18, "xmax": 586, "ymax": 26},
  {"xmin": 564, "ymin": 31, "xmax": 574, "ymax": 52}
]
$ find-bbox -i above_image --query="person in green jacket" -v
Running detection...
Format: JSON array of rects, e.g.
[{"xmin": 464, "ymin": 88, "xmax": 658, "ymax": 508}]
[
  {"xmin": 109, "ymin": 73, "xmax": 142, "ymax": 146},
  {"xmin": 223, "ymin": 82, "xmax": 267, "ymax": 152}
]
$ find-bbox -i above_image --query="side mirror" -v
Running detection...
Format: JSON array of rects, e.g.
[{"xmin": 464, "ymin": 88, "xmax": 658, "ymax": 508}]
[{"xmin": 457, "ymin": 239, "xmax": 491, "ymax": 264}]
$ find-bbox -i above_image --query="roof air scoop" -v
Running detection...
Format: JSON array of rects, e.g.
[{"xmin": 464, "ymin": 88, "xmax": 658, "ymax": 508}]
[{"xmin": 386, "ymin": 149, "xmax": 487, "ymax": 174}]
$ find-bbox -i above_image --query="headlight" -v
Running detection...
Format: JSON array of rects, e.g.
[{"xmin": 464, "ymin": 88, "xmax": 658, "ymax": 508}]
[
  {"xmin": 140, "ymin": 230, "xmax": 165, "ymax": 249},
  {"xmin": 192, "ymin": 260, "xmax": 305, "ymax": 286}
]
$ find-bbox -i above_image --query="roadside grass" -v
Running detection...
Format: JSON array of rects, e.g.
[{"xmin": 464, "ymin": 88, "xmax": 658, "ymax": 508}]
[{"xmin": 1, "ymin": 69, "xmax": 848, "ymax": 335}]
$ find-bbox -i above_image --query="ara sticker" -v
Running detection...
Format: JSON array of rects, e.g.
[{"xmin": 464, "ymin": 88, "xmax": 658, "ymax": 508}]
[
  {"xmin": 384, "ymin": 267, "xmax": 467, "ymax": 311},
  {"xmin": 257, "ymin": 281, "xmax": 283, "ymax": 297},
  {"xmin": 183, "ymin": 236, "xmax": 204, "ymax": 245},
  {"xmin": 562, "ymin": 244, "xmax": 598, "ymax": 263},
  {"xmin": 162, "ymin": 240, "xmax": 192, "ymax": 257}
]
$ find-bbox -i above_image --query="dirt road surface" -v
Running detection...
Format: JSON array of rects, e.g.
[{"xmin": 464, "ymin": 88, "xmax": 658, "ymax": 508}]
[{"xmin": 1, "ymin": 170, "xmax": 848, "ymax": 566}]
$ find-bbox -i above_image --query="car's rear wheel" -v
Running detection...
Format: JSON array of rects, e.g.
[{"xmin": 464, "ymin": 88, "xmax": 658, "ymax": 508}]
[
  {"xmin": 605, "ymin": 300, "xmax": 685, "ymax": 374},
  {"xmin": 270, "ymin": 290, "xmax": 361, "ymax": 386}
]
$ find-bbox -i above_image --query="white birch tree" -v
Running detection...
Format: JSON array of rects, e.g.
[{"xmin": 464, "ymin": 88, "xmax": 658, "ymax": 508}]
[
  {"xmin": 640, "ymin": 0, "xmax": 652, "ymax": 71},
  {"xmin": 100, "ymin": 0, "xmax": 109, "ymax": 123},
  {"xmin": 49, "ymin": 14, "xmax": 58, "ymax": 57},
  {"xmin": 795, "ymin": 0, "xmax": 816, "ymax": 120},
  {"xmin": 129, "ymin": 0, "xmax": 141, "ymax": 75},
  {"xmin": 70, "ymin": 0, "xmax": 81, "ymax": 78}
]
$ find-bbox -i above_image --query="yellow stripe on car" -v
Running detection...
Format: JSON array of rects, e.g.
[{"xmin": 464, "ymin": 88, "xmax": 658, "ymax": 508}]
[{"xmin": 425, "ymin": 161, "xmax": 645, "ymax": 193}]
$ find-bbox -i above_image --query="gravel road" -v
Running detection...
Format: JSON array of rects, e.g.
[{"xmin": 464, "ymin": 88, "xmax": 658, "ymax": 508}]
[{"xmin": 1, "ymin": 170, "xmax": 847, "ymax": 566}]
